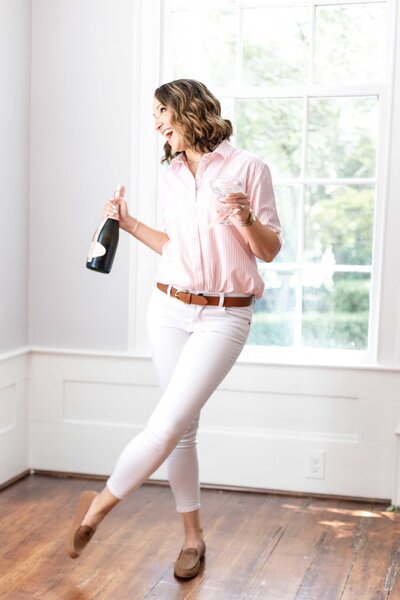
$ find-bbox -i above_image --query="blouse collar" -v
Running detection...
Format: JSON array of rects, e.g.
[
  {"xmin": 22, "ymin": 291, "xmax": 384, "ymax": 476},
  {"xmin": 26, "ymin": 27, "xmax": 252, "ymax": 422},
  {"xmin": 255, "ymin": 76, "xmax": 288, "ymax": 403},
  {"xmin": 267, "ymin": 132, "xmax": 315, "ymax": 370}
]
[{"xmin": 170, "ymin": 139, "xmax": 235, "ymax": 170}]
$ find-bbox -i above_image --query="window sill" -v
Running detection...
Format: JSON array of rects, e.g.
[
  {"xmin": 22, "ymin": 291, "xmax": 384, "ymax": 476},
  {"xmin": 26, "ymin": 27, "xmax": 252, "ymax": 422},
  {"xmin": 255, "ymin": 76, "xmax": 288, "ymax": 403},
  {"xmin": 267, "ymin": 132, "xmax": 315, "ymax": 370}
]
[
  {"xmin": 25, "ymin": 345, "xmax": 400, "ymax": 373},
  {"xmin": 238, "ymin": 345, "xmax": 398, "ymax": 372}
]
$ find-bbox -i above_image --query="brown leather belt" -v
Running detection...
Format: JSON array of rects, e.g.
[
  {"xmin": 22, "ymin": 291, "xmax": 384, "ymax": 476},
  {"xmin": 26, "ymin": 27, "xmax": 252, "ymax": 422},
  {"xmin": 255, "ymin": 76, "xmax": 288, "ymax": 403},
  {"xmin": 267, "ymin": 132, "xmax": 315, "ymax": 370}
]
[{"xmin": 157, "ymin": 283, "xmax": 253, "ymax": 307}]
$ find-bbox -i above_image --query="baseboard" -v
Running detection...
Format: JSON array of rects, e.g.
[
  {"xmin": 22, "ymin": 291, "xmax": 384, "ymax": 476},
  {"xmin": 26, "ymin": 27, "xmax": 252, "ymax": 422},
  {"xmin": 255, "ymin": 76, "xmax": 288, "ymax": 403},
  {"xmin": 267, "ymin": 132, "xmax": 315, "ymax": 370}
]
[
  {"xmin": 0, "ymin": 469, "xmax": 31, "ymax": 491},
  {"xmin": 29, "ymin": 469, "xmax": 390, "ymax": 506}
]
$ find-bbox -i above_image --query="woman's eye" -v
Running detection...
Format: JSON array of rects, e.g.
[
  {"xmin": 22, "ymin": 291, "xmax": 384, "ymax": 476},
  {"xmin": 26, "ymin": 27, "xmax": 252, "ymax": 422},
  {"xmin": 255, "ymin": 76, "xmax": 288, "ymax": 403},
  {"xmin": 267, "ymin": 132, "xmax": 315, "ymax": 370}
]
[{"xmin": 160, "ymin": 107, "xmax": 166, "ymax": 113}]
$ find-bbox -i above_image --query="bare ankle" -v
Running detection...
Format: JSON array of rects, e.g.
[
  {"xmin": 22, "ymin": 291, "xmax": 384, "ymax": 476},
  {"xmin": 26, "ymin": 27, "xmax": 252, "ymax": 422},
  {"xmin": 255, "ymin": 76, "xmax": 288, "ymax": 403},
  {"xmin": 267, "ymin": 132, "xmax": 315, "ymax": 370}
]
[
  {"xmin": 81, "ymin": 497, "xmax": 107, "ymax": 528},
  {"xmin": 184, "ymin": 527, "xmax": 204, "ymax": 540}
]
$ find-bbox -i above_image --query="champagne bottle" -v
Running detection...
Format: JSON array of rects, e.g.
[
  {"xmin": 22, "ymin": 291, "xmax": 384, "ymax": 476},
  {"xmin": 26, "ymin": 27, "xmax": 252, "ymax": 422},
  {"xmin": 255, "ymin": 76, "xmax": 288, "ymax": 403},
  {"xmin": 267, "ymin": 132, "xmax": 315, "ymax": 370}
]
[{"xmin": 86, "ymin": 185, "xmax": 124, "ymax": 274}]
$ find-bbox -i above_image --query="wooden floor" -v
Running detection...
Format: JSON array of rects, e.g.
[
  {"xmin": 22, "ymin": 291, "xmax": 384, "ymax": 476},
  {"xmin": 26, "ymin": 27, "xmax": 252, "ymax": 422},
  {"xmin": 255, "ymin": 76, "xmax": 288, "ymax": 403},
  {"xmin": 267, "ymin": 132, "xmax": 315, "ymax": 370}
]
[{"xmin": 1, "ymin": 475, "xmax": 400, "ymax": 600}]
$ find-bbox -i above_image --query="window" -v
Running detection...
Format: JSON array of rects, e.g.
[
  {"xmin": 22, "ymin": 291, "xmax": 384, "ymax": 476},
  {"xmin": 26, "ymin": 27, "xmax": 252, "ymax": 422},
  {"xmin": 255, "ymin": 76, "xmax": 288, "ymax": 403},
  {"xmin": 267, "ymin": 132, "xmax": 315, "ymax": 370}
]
[{"xmin": 161, "ymin": 0, "xmax": 394, "ymax": 356}]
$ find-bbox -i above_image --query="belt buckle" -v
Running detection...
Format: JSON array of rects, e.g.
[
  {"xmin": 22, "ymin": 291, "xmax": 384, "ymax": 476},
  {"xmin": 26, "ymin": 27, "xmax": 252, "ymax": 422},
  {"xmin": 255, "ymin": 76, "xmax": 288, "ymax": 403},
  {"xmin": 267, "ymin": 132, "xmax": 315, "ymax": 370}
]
[{"xmin": 174, "ymin": 288, "xmax": 190, "ymax": 303}]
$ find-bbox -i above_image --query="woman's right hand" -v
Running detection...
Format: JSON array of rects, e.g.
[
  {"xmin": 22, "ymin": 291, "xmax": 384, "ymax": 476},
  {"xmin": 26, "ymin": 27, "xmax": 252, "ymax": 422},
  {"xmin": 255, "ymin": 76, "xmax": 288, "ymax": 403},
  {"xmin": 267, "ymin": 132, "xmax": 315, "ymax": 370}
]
[
  {"xmin": 103, "ymin": 185, "xmax": 132, "ymax": 231},
  {"xmin": 102, "ymin": 184, "xmax": 169, "ymax": 253}
]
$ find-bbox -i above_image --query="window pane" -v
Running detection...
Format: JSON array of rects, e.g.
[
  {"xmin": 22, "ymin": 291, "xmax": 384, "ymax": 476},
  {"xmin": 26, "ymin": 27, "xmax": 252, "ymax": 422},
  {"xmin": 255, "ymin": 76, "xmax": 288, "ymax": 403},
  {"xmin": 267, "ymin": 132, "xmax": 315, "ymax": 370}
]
[
  {"xmin": 315, "ymin": 3, "xmax": 386, "ymax": 84},
  {"xmin": 249, "ymin": 270, "xmax": 297, "ymax": 347},
  {"xmin": 161, "ymin": 1, "xmax": 387, "ymax": 354},
  {"xmin": 305, "ymin": 185, "xmax": 374, "ymax": 266},
  {"xmin": 274, "ymin": 185, "xmax": 300, "ymax": 264},
  {"xmin": 236, "ymin": 99, "xmax": 303, "ymax": 178},
  {"xmin": 169, "ymin": 9, "xmax": 236, "ymax": 87},
  {"xmin": 242, "ymin": 7, "xmax": 309, "ymax": 85},
  {"xmin": 302, "ymin": 272, "xmax": 370, "ymax": 349},
  {"xmin": 307, "ymin": 97, "xmax": 378, "ymax": 178}
]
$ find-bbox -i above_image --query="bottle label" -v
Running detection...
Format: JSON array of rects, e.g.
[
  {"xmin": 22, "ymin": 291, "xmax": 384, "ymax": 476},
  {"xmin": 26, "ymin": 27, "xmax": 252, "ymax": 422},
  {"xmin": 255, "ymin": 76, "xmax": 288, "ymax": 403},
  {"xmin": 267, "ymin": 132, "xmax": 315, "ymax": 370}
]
[
  {"xmin": 87, "ymin": 241, "xmax": 107, "ymax": 261},
  {"xmin": 87, "ymin": 218, "xmax": 108, "ymax": 262}
]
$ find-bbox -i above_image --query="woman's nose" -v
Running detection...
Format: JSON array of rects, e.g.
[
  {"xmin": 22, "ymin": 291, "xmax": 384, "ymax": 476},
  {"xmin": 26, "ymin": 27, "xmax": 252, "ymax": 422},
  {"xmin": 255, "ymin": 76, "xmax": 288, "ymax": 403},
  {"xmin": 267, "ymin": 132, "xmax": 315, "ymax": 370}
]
[{"xmin": 154, "ymin": 117, "xmax": 162, "ymax": 132}]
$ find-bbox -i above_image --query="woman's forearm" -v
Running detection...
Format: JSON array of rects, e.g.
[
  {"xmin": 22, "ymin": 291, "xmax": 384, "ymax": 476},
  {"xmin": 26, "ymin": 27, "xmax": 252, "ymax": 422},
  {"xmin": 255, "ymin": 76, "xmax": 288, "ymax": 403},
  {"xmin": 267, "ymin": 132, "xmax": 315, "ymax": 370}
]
[
  {"xmin": 121, "ymin": 215, "xmax": 169, "ymax": 255},
  {"xmin": 233, "ymin": 217, "xmax": 281, "ymax": 263}
]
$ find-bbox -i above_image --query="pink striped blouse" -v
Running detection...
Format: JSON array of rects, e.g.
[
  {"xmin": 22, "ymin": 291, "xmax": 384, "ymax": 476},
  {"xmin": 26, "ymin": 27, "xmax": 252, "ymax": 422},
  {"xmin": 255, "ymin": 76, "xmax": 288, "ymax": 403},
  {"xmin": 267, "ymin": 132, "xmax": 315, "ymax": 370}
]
[{"xmin": 156, "ymin": 140, "xmax": 282, "ymax": 299}]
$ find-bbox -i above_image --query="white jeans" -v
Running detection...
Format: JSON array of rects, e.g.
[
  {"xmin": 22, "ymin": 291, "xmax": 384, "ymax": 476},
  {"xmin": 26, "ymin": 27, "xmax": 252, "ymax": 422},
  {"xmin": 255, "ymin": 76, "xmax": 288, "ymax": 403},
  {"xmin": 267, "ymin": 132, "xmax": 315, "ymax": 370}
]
[{"xmin": 107, "ymin": 287, "xmax": 252, "ymax": 511}]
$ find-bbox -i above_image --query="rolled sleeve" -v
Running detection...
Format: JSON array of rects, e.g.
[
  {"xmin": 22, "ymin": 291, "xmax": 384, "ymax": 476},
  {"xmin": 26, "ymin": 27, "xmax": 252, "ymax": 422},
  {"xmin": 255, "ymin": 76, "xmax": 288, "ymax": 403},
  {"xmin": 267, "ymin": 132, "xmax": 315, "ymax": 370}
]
[{"xmin": 248, "ymin": 162, "xmax": 283, "ymax": 246}]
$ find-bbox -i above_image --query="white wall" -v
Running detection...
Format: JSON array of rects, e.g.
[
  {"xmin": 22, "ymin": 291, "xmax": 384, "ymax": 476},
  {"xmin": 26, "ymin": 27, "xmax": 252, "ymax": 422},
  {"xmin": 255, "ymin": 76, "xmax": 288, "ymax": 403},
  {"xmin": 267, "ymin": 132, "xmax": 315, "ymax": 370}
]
[
  {"xmin": 0, "ymin": 0, "xmax": 31, "ymax": 484},
  {"xmin": 0, "ymin": 0, "xmax": 31, "ymax": 353},
  {"xmin": 29, "ymin": 0, "xmax": 133, "ymax": 351}
]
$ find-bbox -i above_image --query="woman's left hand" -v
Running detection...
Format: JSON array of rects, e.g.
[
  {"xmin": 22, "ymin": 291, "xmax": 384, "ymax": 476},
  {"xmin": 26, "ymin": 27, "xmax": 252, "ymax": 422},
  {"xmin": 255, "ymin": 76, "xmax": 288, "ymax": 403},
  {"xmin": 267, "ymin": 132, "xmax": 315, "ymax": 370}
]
[{"xmin": 219, "ymin": 192, "xmax": 250, "ymax": 224}]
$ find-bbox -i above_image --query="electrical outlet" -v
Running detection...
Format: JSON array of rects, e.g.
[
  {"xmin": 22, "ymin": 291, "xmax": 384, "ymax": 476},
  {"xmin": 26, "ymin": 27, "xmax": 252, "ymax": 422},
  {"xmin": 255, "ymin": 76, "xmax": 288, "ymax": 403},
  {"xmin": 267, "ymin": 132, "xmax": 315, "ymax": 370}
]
[{"xmin": 306, "ymin": 450, "xmax": 326, "ymax": 479}]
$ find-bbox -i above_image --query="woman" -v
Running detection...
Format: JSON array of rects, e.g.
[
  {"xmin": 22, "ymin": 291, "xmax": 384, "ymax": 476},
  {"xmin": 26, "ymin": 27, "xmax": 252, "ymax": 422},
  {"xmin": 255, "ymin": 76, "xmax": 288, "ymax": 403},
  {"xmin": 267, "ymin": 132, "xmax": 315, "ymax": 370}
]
[{"xmin": 66, "ymin": 79, "xmax": 282, "ymax": 579}]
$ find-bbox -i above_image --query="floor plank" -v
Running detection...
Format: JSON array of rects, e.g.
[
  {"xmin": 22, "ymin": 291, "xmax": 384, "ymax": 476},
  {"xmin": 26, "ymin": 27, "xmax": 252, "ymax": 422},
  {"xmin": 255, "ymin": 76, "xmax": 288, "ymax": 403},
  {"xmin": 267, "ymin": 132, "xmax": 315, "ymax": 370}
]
[
  {"xmin": 239, "ymin": 497, "xmax": 340, "ymax": 599},
  {"xmin": 339, "ymin": 504, "xmax": 400, "ymax": 600},
  {"xmin": 293, "ymin": 500, "xmax": 374, "ymax": 600},
  {"xmin": 0, "ymin": 474, "xmax": 399, "ymax": 599}
]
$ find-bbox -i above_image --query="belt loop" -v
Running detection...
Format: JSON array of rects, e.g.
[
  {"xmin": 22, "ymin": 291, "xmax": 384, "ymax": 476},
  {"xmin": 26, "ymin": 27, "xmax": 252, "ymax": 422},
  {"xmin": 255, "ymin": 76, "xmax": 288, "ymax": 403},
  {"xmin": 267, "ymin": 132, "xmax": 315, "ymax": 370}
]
[
  {"xmin": 167, "ymin": 284, "xmax": 173, "ymax": 297},
  {"xmin": 218, "ymin": 293, "xmax": 225, "ymax": 308}
]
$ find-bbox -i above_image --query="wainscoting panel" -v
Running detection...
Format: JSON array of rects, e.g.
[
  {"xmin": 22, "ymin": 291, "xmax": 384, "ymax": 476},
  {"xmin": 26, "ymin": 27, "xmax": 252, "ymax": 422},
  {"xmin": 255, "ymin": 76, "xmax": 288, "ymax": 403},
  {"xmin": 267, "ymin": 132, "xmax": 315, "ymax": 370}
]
[
  {"xmin": 63, "ymin": 381, "xmax": 158, "ymax": 426},
  {"xmin": 201, "ymin": 388, "xmax": 359, "ymax": 441},
  {"xmin": 28, "ymin": 350, "xmax": 400, "ymax": 501},
  {"xmin": 0, "ymin": 384, "xmax": 17, "ymax": 433},
  {"xmin": 29, "ymin": 351, "xmax": 166, "ymax": 479},
  {"xmin": 0, "ymin": 351, "xmax": 29, "ymax": 485}
]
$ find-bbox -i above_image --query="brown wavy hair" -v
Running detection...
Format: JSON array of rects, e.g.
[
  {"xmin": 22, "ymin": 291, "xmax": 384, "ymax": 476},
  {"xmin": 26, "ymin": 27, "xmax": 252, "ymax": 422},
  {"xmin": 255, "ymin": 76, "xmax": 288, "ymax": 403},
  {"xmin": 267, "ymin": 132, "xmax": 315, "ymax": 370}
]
[{"xmin": 154, "ymin": 79, "xmax": 233, "ymax": 163}]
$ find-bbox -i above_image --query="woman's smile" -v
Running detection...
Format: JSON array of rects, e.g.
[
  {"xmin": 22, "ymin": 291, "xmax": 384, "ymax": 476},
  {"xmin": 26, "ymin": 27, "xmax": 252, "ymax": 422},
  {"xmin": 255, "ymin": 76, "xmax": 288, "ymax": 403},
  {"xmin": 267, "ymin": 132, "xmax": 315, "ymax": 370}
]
[{"xmin": 153, "ymin": 99, "xmax": 185, "ymax": 152}]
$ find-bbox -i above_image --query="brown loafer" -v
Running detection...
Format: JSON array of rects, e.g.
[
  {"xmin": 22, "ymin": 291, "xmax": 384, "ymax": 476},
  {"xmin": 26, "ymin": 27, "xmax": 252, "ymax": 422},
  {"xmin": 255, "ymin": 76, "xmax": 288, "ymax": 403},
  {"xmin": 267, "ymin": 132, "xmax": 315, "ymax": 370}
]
[
  {"xmin": 173, "ymin": 540, "xmax": 206, "ymax": 579},
  {"xmin": 65, "ymin": 490, "xmax": 98, "ymax": 559}
]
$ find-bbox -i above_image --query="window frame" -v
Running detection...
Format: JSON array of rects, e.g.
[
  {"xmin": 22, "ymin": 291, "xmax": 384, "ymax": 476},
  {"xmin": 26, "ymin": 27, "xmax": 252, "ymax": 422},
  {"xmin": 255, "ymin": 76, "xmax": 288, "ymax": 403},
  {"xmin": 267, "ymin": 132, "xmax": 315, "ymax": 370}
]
[{"xmin": 129, "ymin": 0, "xmax": 400, "ymax": 368}]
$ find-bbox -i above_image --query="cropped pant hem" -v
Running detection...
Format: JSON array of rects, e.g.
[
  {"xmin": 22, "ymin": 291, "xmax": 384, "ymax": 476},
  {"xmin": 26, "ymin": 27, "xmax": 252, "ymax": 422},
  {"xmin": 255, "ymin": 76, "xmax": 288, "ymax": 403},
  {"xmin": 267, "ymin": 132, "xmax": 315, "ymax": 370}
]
[{"xmin": 175, "ymin": 502, "xmax": 202, "ymax": 513}]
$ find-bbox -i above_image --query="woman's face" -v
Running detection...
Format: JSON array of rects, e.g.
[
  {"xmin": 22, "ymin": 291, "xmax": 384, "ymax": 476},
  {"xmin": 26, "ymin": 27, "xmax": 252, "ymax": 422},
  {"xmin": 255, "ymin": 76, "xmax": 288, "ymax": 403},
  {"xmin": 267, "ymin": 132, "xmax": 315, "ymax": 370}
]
[{"xmin": 153, "ymin": 98, "xmax": 186, "ymax": 154}]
